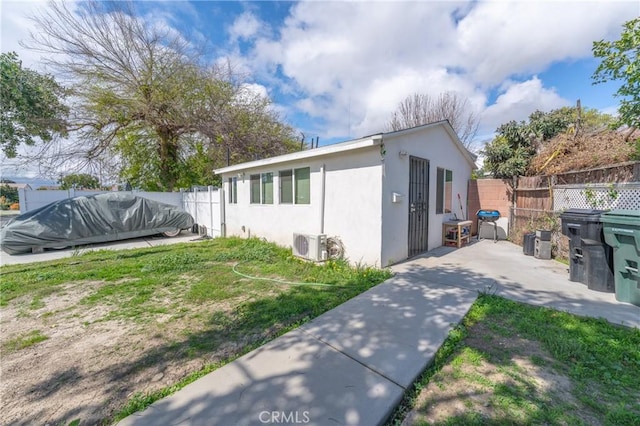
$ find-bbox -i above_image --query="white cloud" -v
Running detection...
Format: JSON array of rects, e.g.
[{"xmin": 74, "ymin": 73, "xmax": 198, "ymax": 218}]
[
  {"xmin": 0, "ymin": 0, "xmax": 56, "ymax": 71},
  {"xmin": 246, "ymin": 1, "xmax": 636, "ymax": 140},
  {"xmin": 240, "ymin": 82, "xmax": 268, "ymax": 100},
  {"xmin": 228, "ymin": 12, "xmax": 264, "ymax": 42},
  {"xmin": 480, "ymin": 77, "xmax": 570, "ymax": 133},
  {"xmin": 455, "ymin": 1, "xmax": 636, "ymax": 86}
]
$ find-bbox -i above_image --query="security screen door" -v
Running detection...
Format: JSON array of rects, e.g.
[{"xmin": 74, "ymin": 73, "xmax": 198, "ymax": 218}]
[{"xmin": 408, "ymin": 156, "xmax": 430, "ymax": 257}]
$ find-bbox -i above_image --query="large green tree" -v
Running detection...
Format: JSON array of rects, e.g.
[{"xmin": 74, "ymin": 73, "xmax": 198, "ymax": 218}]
[
  {"xmin": 58, "ymin": 173, "xmax": 100, "ymax": 190},
  {"xmin": 593, "ymin": 17, "xmax": 639, "ymax": 133},
  {"xmin": 27, "ymin": 1, "xmax": 297, "ymax": 191},
  {"xmin": 0, "ymin": 52, "xmax": 68, "ymax": 158}
]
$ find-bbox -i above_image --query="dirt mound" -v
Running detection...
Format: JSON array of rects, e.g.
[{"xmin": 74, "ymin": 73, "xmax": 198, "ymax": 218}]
[{"xmin": 529, "ymin": 128, "xmax": 638, "ymax": 175}]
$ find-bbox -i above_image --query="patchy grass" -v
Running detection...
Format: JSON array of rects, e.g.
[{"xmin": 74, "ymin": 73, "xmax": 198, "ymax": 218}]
[
  {"xmin": 3, "ymin": 329, "xmax": 49, "ymax": 352},
  {"xmin": 0, "ymin": 237, "xmax": 392, "ymax": 425},
  {"xmin": 388, "ymin": 294, "xmax": 640, "ymax": 426}
]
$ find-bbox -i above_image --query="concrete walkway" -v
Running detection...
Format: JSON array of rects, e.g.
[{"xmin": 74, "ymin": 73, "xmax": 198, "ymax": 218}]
[{"xmin": 118, "ymin": 240, "xmax": 639, "ymax": 426}]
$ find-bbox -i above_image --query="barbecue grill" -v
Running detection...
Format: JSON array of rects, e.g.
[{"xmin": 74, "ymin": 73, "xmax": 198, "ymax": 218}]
[{"xmin": 477, "ymin": 209, "xmax": 500, "ymax": 243}]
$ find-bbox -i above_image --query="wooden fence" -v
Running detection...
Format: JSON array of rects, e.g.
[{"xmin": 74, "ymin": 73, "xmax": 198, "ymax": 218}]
[{"xmin": 508, "ymin": 161, "xmax": 640, "ymax": 257}]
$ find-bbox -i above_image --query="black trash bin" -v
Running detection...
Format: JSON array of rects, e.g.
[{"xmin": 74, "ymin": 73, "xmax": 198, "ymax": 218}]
[
  {"xmin": 523, "ymin": 232, "xmax": 535, "ymax": 256},
  {"xmin": 560, "ymin": 209, "xmax": 614, "ymax": 292}
]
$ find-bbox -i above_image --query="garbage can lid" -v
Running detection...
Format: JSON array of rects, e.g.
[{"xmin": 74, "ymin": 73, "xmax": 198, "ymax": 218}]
[
  {"xmin": 560, "ymin": 209, "xmax": 609, "ymax": 221},
  {"xmin": 601, "ymin": 209, "xmax": 640, "ymax": 225}
]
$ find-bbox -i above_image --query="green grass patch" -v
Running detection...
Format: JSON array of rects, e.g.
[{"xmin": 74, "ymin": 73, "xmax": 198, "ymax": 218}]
[
  {"xmin": 3, "ymin": 329, "xmax": 49, "ymax": 352},
  {"xmin": 1, "ymin": 237, "xmax": 392, "ymax": 423},
  {"xmin": 388, "ymin": 294, "xmax": 640, "ymax": 426}
]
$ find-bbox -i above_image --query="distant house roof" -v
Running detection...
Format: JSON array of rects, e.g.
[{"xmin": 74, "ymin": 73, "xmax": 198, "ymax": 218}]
[
  {"xmin": 3, "ymin": 183, "xmax": 32, "ymax": 190},
  {"xmin": 214, "ymin": 120, "xmax": 476, "ymax": 175}
]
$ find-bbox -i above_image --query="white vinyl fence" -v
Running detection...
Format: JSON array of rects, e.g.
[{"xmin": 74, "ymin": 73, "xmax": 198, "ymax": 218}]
[
  {"xmin": 18, "ymin": 187, "xmax": 224, "ymax": 238},
  {"xmin": 182, "ymin": 187, "xmax": 224, "ymax": 238}
]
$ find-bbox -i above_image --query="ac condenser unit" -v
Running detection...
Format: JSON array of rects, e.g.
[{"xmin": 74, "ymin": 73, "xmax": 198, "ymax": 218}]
[{"xmin": 292, "ymin": 233, "xmax": 327, "ymax": 262}]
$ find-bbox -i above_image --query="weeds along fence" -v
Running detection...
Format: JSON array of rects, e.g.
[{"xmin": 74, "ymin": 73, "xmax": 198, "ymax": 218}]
[
  {"xmin": 510, "ymin": 208, "xmax": 566, "ymax": 259},
  {"xmin": 18, "ymin": 187, "xmax": 224, "ymax": 238}
]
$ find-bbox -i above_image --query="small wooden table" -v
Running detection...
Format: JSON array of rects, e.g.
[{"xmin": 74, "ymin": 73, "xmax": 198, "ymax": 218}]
[{"xmin": 442, "ymin": 220, "xmax": 472, "ymax": 248}]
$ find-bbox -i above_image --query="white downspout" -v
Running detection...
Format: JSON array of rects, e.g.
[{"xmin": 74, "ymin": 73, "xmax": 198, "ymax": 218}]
[
  {"xmin": 220, "ymin": 183, "xmax": 226, "ymax": 237},
  {"xmin": 320, "ymin": 164, "xmax": 326, "ymax": 234}
]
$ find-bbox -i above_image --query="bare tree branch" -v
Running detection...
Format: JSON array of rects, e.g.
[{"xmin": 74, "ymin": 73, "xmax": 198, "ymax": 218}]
[{"xmin": 387, "ymin": 92, "xmax": 480, "ymax": 150}]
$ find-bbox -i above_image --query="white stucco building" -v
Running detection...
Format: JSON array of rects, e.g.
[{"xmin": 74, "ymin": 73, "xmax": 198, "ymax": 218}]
[{"xmin": 214, "ymin": 121, "xmax": 475, "ymax": 266}]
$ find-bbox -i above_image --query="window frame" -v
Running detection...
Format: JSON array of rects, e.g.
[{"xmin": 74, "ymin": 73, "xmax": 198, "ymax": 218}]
[
  {"xmin": 278, "ymin": 167, "xmax": 311, "ymax": 205},
  {"xmin": 249, "ymin": 172, "xmax": 275, "ymax": 205},
  {"xmin": 436, "ymin": 167, "xmax": 453, "ymax": 214},
  {"xmin": 279, "ymin": 170, "xmax": 293, "ymax": 204},
  {"xmin": 228, "ymin": 177, "xmax": 237, "ymax": 204},
  {"xmin": 294, "ymin": 167, "xmax": 310, "ymax": 205},
  {"xmin": 261, "ymin": 172, "xmax": 274, "ymax": 204},
  {"xmin": 249, "ymin": 174, "xmax": 260, "ymax": 204}
]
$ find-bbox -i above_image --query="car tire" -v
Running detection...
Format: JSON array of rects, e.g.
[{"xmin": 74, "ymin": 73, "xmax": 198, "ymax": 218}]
[{"xmin": 162, "ymin": 229, "xmax": 182, "ymax": 237}]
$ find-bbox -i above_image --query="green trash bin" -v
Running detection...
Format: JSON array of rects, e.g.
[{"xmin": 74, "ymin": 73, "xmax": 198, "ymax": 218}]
[{"xmin": 601, "ymin": 210, "xmax": 640, "ymax": 306}]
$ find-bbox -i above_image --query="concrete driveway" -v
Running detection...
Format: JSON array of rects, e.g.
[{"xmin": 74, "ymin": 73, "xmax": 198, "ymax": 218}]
[
  {"xmin": 392, "ymin": 240, "xmax": 640, "ymax": 328},
  {"xmin": 0, "ymin": 232, "xmax": 203, "ymax": 266}
]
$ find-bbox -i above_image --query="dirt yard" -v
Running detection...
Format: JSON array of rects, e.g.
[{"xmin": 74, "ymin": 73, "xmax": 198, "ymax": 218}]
[
  {"xmin": 4, "ymin": 289, "xmax": 578, "ymax": 426},
  {"xmin": 0, "ymin": 281, "xmax": 243, "ymax": 425}
]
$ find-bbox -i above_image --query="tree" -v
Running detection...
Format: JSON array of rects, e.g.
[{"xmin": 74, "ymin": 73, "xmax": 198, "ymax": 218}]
[
  {"xmin": 387, "ymin": 92, "xmax": 480, "ymax": 149},
  {"xmin": 0, "ymin": 51, "xmax": 68, "ymax": 158},
  {"xmin": 482, "ymin": 122, "xmax": 536, "ymax": 179},
  {"xmin": 0, "ymin": 185, "xmax": 19, "ymax": 204},
  {"xmin": 58, "ymin": 173, "xmax": 100, "ymax": 190},
  {"xmin": 592, "ymin": 17, "xmax": 639, "ymax": 133},
  {"xmin": 26, "ymin": 1, "xmax": 298, "ymax": 191},
  {"xmin": 481, "ymin": 106, "xmax": 613, "ymax": 179}
]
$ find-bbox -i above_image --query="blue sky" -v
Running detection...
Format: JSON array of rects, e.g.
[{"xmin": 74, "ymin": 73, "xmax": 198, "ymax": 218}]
[{"xmin": 1, "ymin": 0, "xmax": 638, "ymax": 179}]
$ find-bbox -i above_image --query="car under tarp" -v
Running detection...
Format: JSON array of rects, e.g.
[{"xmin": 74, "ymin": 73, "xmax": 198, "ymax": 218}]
[{"xmin": 0, "ymin": 193, "xmax": 194, "ymax": 254}]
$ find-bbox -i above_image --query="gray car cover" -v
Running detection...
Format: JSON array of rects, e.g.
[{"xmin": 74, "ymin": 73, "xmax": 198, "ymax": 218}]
[{"xmin": 0, "ymin": 193, "xmax": 194, "ymax": 254}]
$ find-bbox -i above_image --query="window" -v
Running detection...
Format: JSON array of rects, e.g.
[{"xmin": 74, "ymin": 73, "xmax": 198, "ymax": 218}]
[
  {"xmin": 250, "ymin": 174, "xmax": 260, "ymax": 204},
  {"xmin": 250, "ymin": 173, "xmax": 273, "ymax": 204},
  {"xmin": 295, "ymin": 167, "xmax": 310, "ymax": 204},
  {"xmin": 279, "ymin": 170, "xmax": 293, "ymax": 204},
  {"xmin": 262, "ymin": 172, "xmax": 273, "ymax": 204},
  {"xmin": 279, "ymin": 167, "xmax": 310, "ymax": 204},
  {"xmin": 228, "ymin": 177, "xmax": 237, "ymax": 204},
  {"xmin": 436, "ymin": 168, "xmax": 453, "ymax": 214}
]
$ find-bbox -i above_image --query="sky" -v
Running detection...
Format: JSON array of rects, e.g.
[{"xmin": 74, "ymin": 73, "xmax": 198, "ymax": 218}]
[{"xmin": 1, "ymin": 0, "xmax": 638, "ymax": 180}]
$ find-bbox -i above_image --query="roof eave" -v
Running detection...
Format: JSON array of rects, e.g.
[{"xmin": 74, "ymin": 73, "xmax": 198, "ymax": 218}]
[{"xmin": 214, "ymin": 135, "xmax": 382, "ymax": 175}]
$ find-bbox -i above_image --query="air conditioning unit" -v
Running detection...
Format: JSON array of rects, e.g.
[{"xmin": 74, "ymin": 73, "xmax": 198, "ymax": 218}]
[{"xmin": 292, "ymin": 233, "xmax": 327, "ymax": 262}]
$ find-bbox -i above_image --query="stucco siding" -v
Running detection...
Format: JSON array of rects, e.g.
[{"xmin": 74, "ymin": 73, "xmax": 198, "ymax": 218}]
[
  {"xmin": 218, "ymin": 122, "xmax": 473, "ymax": 267},
  {"xmin": 381, "ymin": 125, "xmax": 473, "ymax": 266},
  {"xmin": 322, "ymin": 150, "xmax": 383, "ymax": 265},
  {"xmin": 221, "ymin": 147, "xmax": 383, "ymax": 265}
]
